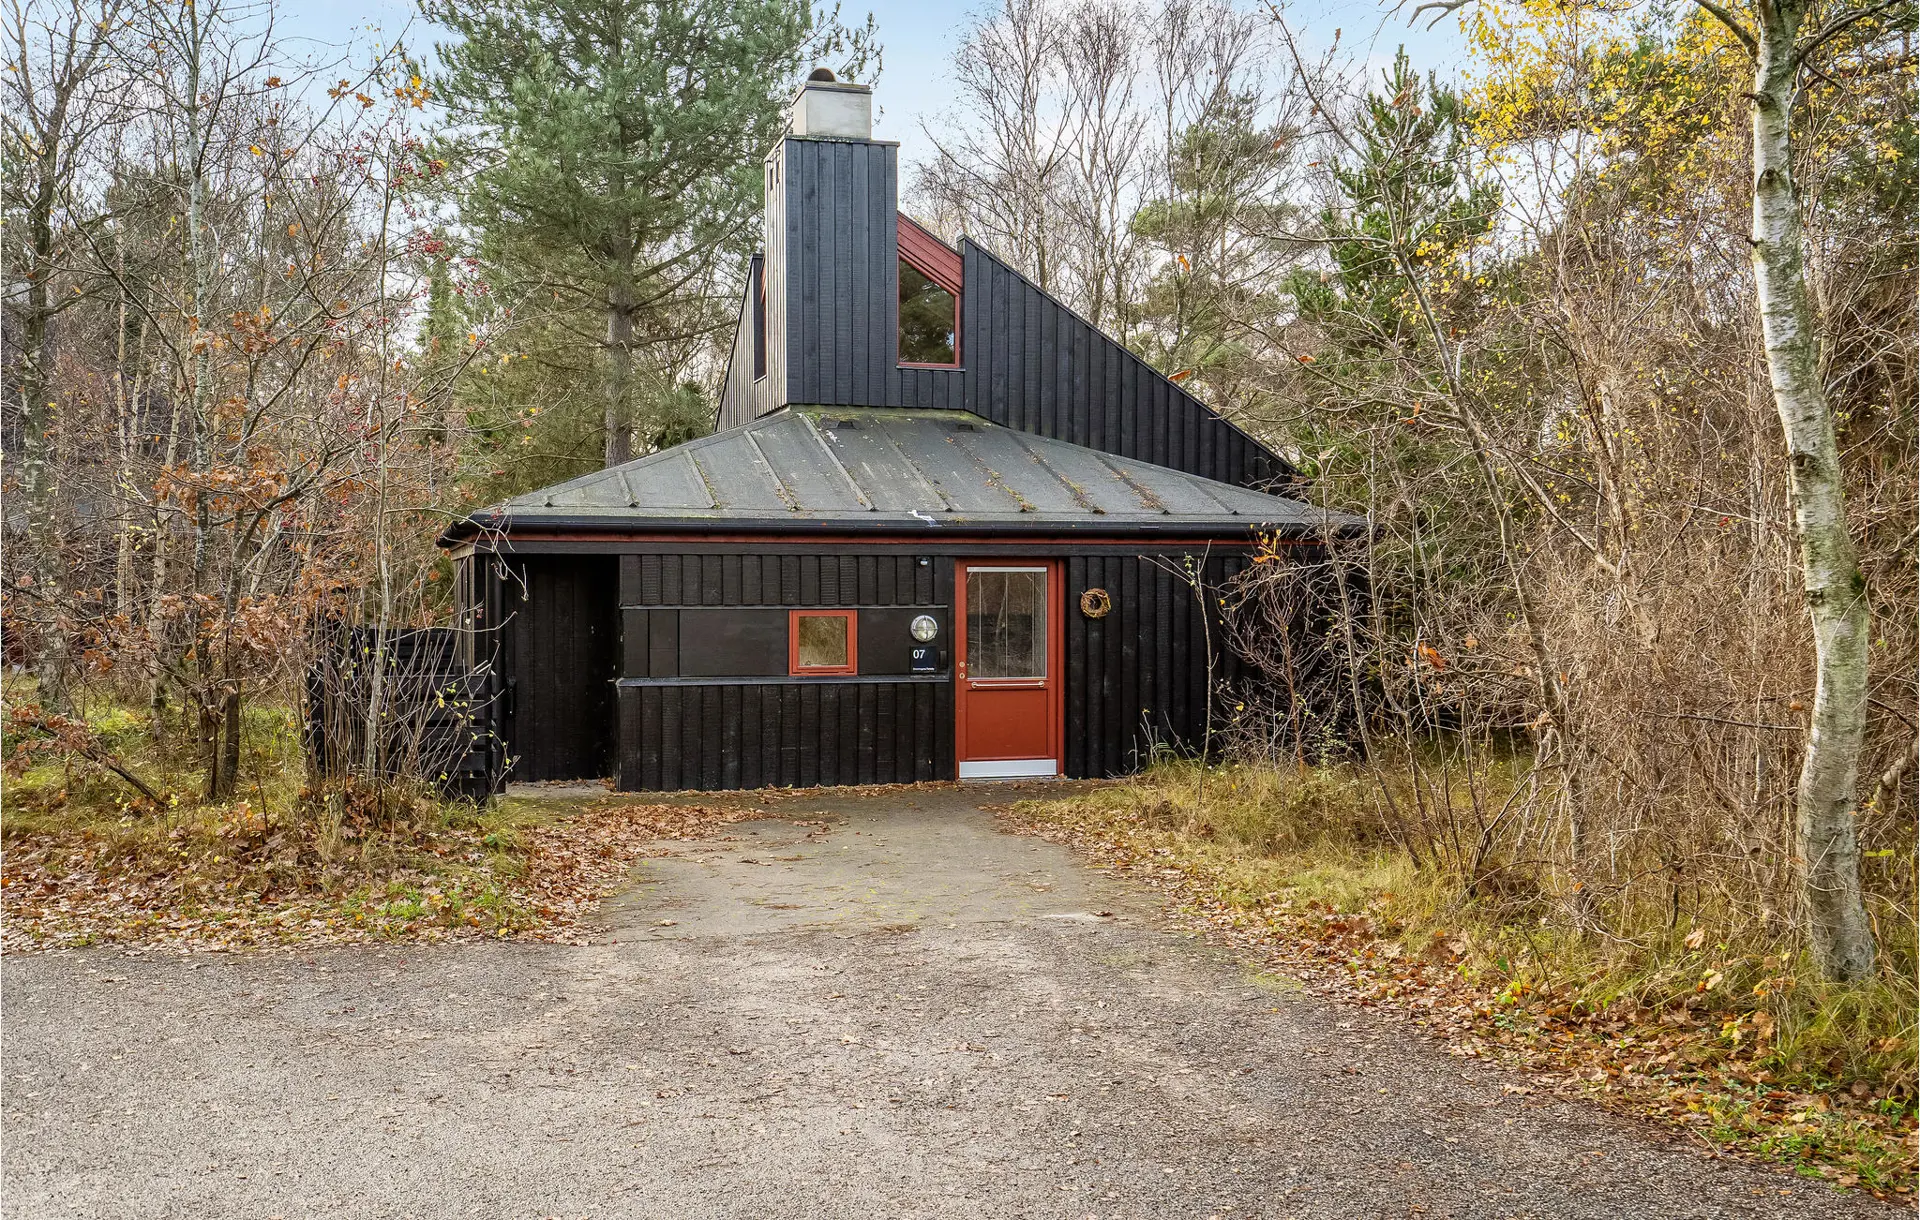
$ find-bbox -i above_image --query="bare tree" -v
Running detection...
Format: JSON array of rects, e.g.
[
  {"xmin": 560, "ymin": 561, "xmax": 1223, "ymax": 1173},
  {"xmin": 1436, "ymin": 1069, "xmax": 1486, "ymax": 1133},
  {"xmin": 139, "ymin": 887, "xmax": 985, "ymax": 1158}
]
[
  {"xmin": 1404, "ymin": 0, "xmax": 1896, "ymax": 988},
  {"xmin": 2, "ymin": 0, "xmax": 127, "ymax": 712},
  {"xmin": 1055, "ymin": 1, "xmax": 1145, "ymax": 335},
  {"xmin": 915, "ymin": 0, "xmax": 1072, "ymax": 289},
  {"xmin": 86, "ymin": 0, "xmax": 416, "ymax": 797}
]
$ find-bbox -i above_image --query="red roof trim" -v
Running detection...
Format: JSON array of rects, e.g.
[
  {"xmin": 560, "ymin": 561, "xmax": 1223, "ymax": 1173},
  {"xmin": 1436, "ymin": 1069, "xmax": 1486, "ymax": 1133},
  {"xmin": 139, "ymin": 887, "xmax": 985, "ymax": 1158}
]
[
  {"xmin": 461, "ymin": 530, "xmax": 1304, "ymax": 549},
  {"xmin": 898, "ymin": 213, "xmax": 963, "ymax": 294}
]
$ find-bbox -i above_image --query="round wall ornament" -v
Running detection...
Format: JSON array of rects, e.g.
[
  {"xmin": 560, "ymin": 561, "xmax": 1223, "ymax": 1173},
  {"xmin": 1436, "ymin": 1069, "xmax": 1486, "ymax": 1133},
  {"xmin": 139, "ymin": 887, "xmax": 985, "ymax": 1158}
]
[{"xmin": 1079, "ymin": 588, "xmax": 1112, "ymax": 619}]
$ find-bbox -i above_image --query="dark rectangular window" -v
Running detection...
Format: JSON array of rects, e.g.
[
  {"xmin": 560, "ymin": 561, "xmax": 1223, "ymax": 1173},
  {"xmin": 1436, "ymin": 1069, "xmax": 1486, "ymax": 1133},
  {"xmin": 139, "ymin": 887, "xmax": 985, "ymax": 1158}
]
[
  {"xmin": 789, "ymin": 609, "xmax": 857, "ymax": 675},
  {"xmin": 899, "ymin": 259, "xmax": 958, "ymax": 366}
]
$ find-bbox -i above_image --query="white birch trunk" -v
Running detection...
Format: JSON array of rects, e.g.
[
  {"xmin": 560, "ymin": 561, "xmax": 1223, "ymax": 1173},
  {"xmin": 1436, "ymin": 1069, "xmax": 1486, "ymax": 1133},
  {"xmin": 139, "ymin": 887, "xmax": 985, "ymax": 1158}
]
[{"xmin": 1746, "ymin": 1, "xmax": 1876, "ymax": 982}]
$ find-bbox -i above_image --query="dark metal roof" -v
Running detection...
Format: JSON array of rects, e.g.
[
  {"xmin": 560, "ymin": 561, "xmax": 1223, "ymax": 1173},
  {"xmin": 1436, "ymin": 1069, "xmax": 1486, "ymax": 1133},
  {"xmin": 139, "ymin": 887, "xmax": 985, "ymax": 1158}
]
[{"xmin": 441, "ymin": 408, "xmax": 1363, "ymax": 544}]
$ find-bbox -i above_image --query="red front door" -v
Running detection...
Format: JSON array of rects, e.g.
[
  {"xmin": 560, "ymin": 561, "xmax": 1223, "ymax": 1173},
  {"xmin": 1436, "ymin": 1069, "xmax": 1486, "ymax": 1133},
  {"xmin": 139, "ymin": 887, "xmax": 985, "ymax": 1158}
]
[{"xmin": 955, "ymin": 561, "xmax": 1062, "ymax": 779}]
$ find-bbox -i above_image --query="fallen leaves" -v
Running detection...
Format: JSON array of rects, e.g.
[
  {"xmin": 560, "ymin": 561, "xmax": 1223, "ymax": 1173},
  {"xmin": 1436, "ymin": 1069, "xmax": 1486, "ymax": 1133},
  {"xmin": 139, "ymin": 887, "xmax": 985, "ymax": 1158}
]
[
  {"xmin": 1, "ymin": 798, "xmax": 766, "ymax": 953},
  {"xmin": 996, "ymin": 795, "xmax": 1918, "ymax": 1197}
]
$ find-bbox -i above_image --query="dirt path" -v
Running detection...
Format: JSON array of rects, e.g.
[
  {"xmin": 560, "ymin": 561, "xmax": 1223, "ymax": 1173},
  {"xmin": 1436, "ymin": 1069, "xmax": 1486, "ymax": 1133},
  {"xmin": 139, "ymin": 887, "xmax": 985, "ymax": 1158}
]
[{"xmin": 2, "ymin": 786, "xmax": 1877, "ymax": 1218}]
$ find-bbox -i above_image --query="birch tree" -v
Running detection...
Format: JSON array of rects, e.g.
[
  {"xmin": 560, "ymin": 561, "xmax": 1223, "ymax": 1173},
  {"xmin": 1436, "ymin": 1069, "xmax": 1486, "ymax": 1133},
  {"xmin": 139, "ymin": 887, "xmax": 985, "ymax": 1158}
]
[
  {"xmin": 1681, "ymin": 0, "xmax": 1897, "ymax": 982},
  {"xmin": 1401, "ymin": 0, "xmax": 1895, "ymax": 981}
]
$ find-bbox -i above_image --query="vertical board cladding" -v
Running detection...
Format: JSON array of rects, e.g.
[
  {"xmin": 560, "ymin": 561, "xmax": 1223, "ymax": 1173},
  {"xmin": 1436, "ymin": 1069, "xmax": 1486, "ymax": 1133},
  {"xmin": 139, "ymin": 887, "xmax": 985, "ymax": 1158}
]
[
  {"xmin": 716, "ymin": 254, "xmax": 763, "ymax": 431},
  {"xmin": 1061, "ymin": 551, "xmax": 1248, "ymax": 779},
  {"xmin": 616, "ymin": 680, "xmax": 953, "ymax": 791},
  {"xmin": 958, "ymin": 239, "xmax": 1294, "ymax": 493},
  {"xmin": 778, "ymin": 137, "xmax": 900, "ymax": 412},
  {"xmin": 898, "ymin": 367, "xmax": 963, "ymax": 410},
  {"xmin": 498, "ymin": 545, "xmax": 1260, "ymax": 791},
  {"xmin": 612, "ymin": 551, "xmax": 953, "ymax": 791},
  {"xmin": 611, "ymin": 546, "xmax": 1252, "ymax": 789},
  {"xmin": 732, "ymin": 133, "xmax": 1293, "ymax": 504},
  {"xmin": 500, "ymin": 555, "xmax": 618, "ymax": 781}
]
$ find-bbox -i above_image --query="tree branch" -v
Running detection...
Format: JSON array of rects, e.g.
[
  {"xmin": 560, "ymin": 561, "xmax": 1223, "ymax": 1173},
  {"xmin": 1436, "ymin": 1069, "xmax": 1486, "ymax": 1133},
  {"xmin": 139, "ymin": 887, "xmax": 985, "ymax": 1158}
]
[
  {"xmin": 1862, "ymin": 736, "xmax": 1918, "ymax": 815},
  {"xmin": 1401, "ymin": 0, "xmax": 1476, "ymax": 31},
  {"xmin": 1794, "ymin": 0, "xmax": 1911, "ymax": 65},
  {"xmin": 1691, "ymin": 0, "xmax": 1758, "ymax": 55}
]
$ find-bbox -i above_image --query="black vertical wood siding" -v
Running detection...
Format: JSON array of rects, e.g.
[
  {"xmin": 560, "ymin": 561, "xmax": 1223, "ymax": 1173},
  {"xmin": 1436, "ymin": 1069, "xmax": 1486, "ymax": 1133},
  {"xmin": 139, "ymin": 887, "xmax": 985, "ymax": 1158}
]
[
  {"xmin": 711, "ymin": 135, "xmax": 1295, "ymax": 497},
  {"xmin": 489, "ymin": 545, "xmax": 1258, "ymax": 789},
  {"xmin": 500, "ymin": 555, "xmax": 618, "ymax": 781},
  {"xmin": 960, "ymin": 241, "xmax": 1290, "ymax": 492},
  {"xmin": 613, "ymin": 550, "xmax": 951, "ymax": 791},
  {"xmin": 898, "ymin": 366, "xmax": 963, "ymax": 410},
  {"xmin": 777, "ymin": 137, "xmax": 899, "ymax": 411},
  {"xmin": 1062, "ymin": 551, "xmax": 1249, "ymax": 778},
  {"xmin": 619, "ymin": 680, "xmax": 951, "ymax": 791}
]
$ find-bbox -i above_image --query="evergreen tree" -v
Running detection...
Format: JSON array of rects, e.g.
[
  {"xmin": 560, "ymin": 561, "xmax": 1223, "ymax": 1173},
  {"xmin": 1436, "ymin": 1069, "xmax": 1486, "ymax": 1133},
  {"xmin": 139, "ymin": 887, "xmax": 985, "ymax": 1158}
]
[
  {"xmin": 1289, "ymin": 50, "xmax": 1499, "ymax": 359},
  {"xmin": 422, "ymin": 0, "xmax": 875, "ymax": 466},
  {"xmin": 1129, "ymin": 92, "xmax": 1300, "ymax": 397}
]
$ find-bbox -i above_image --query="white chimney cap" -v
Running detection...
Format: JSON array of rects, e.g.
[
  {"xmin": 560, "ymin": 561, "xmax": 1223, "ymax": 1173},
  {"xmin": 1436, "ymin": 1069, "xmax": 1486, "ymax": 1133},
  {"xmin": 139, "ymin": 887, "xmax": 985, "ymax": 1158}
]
[{"xmin": 789, "ymin": 75, "xmax": 872, "ymax": 141}]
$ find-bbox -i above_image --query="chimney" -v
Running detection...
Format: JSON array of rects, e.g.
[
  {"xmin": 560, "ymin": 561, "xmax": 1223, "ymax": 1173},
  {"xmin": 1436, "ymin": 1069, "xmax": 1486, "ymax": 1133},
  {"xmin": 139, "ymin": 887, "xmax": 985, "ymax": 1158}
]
[{"xmin": 788, "ymin": 68, "xmax": 872, "ymax": 140}]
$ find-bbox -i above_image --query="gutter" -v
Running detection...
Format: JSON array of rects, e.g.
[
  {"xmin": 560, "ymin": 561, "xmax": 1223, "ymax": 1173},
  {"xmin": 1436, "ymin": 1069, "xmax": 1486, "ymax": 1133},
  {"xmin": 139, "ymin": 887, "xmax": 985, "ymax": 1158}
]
[{"xmin": 436, "ymin": 510, "xmax": 1370, "ymax": 549}]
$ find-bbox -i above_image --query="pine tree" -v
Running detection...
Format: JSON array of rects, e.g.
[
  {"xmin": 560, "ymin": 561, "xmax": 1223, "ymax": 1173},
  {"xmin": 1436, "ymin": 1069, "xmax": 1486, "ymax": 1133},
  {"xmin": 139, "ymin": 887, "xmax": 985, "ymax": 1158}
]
[
  {"xmin": 1130, "ymin": 94, "xmax": 1302, "ymax": 400},
  {"xmin": 1289, "ymin": 50, "xmax": 1498, "ymax": 358},
  {"xmin": 423, "ymin": 0, "xmax": 875, "ymax": 465}
]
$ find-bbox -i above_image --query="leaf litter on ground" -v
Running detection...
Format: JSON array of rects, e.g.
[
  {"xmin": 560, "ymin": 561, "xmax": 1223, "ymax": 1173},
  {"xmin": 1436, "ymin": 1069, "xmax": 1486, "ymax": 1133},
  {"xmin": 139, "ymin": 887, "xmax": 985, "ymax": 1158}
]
[
  {"xmin": 992, "ymin": 791, "xmax": 1917, "ymax": 1200},
  {"xmin": 2, "ymin": 796, "xmax": 779, "ymax": 953}
]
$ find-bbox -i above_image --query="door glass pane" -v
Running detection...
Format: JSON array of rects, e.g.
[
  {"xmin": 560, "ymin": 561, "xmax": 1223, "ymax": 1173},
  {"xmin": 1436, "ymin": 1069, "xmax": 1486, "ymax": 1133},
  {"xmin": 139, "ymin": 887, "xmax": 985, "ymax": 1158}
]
[
  {"xmin": 797, "ymin": 614, "xmax": 849, "ymax": 669},
  {"xmin": 967, "ymin": 569, "xmax": 1046, "ymax": 679}
]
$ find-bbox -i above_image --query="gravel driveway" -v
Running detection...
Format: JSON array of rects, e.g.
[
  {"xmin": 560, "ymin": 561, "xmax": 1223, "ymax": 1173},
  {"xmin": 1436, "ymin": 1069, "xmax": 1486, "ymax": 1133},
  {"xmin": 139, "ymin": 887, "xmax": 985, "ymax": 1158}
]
[{"xmin": 2, "ymin": 785, "xmax": 1878, "ymax": 1218}]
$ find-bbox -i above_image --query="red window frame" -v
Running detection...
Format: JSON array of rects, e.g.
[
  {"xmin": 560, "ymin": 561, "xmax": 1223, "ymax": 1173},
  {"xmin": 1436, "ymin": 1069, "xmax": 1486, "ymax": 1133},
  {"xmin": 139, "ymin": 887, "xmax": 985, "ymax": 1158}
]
[
  {"xmin": 898, "ymin": 214, "xmax": 963, "ymax": 369},
  {"xmin": 788, "ymin": 609, "xmax": 858, "ymax": 675}
]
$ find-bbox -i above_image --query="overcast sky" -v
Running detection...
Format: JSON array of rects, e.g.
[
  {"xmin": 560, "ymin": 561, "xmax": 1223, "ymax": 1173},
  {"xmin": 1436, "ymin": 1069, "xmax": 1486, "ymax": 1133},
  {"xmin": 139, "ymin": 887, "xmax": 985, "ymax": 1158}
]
[{"xmin": 276, "ymin": 0, "xmax": 1469, "ymax": 169}]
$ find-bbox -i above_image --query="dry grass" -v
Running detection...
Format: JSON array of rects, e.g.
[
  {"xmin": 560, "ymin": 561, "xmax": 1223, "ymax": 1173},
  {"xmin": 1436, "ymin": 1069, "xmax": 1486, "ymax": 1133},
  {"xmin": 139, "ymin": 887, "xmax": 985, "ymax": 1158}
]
[
  {"xmin": 0, "ymin": 698, "xmax": 765, "ymax": 950},
  {"xmin": 1008, "ymin": 758, "xmax": 1918, "ymax": 1195}
]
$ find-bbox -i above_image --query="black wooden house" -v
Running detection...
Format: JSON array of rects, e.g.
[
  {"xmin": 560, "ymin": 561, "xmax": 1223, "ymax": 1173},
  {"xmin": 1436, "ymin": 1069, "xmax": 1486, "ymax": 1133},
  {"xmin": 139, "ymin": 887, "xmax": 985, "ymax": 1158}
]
[{"xmin": 440, "ymin": 74, "xmax": 1362, "ymax": 791}]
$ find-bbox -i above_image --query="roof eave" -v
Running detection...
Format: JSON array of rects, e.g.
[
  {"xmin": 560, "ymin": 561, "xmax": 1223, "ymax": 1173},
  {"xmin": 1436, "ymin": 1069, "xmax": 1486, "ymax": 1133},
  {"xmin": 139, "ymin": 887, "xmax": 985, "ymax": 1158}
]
[{"xmin": 437, "ymin": 511, "xmax": 1367, "ymax": 548}]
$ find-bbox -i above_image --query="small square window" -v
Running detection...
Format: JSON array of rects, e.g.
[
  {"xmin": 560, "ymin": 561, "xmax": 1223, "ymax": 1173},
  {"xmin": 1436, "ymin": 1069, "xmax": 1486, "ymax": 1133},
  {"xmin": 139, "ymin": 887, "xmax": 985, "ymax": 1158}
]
[{"xmin": 790, "ymin": 610, "xmax": 857, "ymax": 675}]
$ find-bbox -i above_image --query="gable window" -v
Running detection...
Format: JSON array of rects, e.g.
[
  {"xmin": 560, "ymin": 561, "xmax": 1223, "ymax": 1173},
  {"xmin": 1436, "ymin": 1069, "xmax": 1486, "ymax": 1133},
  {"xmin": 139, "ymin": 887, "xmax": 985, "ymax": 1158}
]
[
  {"xmin": 789, "ymin": 609, "xmax": 858, "ymax": 675},
  {"xmin": 898, "ymin": 215, "xmax": 962, "ymax": 368},
  {"xmin": 899, "ymin": 260, "xmax": 957, "ymax": 365}
]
